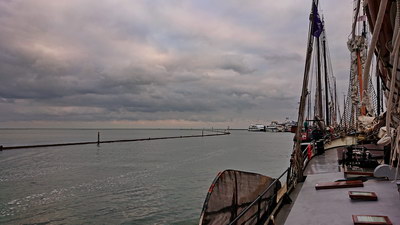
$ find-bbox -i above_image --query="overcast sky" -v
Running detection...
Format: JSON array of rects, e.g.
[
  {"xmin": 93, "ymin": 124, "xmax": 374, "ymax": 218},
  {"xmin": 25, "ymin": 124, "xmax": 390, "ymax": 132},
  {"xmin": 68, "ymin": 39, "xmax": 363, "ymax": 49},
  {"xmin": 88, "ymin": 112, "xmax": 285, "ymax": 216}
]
[{"xmin": 0, "ymin": 0, "xmax": 353, "ymax": 128}]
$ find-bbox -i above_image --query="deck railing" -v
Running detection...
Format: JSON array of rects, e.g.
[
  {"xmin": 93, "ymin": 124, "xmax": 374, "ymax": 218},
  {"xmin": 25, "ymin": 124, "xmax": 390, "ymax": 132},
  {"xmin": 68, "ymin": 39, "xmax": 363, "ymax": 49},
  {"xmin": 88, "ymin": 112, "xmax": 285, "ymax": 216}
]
[
  {"xmin": 226, "ymin": 136, "xmax": 328, "ymax": 225},
  {"xmin": 226, "ymin": 139, "xmax": 321, "ymax": 225},
  {"xmin": 227, "ymin": 167, "xmax": 293, "ymax": 225}
]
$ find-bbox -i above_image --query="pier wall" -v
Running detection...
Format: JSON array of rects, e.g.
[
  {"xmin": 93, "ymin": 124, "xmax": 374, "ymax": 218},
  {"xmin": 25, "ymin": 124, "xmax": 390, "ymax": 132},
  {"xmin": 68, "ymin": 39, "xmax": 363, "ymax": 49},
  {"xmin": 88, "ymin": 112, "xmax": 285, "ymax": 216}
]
[{"xmin": 0, "ymin": 132, "xmax": 230, "ymax": 151}]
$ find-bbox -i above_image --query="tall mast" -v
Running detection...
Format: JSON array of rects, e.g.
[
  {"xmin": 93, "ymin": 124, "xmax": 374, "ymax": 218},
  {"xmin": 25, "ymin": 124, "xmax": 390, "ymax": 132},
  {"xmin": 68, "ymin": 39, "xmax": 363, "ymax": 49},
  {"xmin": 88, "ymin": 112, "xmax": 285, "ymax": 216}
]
[
  {"xmin": 359, "ymin": 1, "xmax": 367, "ymax": 115},
  {"xmin": 362, "ymin": 3, "xmax": 367, "ymax": 38},
  {"xmin": 308, "ymin": 91, "xmax": 311, "ymax": 120},
  {"xmin": 316, "ymin": 36, "xmax": 323, "ymax": 121},
  {"xmin": 334, "ymin": 77, "xmax": 339, "ymax": 126},
  {"xmin": 293, "ymin": 0, "xmax": 319, "ymax": 181},
  {"xmin": 343, "ymin": 94, "xmax": 347, "ymax": 131},
  {"xmin": 322, "ymin": 30, "xmax": 330, "ymax": 126}
]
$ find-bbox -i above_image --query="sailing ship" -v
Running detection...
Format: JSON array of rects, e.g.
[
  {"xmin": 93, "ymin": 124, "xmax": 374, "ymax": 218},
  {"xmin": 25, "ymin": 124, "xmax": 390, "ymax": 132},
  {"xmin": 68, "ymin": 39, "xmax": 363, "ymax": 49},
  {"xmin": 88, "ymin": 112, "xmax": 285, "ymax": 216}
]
[{"xmin": 199, "ymin": 0, "xmax": 400, "ymax": 224}]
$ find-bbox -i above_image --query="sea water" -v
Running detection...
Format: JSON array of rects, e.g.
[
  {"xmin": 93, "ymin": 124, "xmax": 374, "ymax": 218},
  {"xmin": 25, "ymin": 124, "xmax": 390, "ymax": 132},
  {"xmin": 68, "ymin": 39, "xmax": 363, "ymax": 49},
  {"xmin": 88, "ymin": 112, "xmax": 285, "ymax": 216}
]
[{"xmin": 0, "ymin": 129, "xmax": 293, "ymax": 224}]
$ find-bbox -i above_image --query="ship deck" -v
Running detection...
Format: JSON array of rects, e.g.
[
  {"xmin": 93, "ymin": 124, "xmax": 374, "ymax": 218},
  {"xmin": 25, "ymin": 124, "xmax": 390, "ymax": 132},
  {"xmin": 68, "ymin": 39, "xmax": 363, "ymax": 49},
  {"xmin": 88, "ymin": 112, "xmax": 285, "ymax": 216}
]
[{"xmin": 279, "ymin": 148, "xmax": 400, "ymax": 225}]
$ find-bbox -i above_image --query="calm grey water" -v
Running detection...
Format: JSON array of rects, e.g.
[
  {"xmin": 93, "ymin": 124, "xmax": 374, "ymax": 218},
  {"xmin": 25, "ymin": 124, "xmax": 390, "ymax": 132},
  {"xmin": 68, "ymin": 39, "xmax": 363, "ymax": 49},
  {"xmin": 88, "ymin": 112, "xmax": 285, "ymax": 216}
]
[{"xmin": 0, "ymin": 129, "xmax": 293, "ymax": 225}]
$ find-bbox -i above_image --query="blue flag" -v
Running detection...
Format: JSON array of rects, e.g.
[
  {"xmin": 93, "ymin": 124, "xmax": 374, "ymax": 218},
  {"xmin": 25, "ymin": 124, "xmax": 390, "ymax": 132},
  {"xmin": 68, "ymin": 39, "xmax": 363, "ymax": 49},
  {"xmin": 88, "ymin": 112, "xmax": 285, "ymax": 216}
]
[{"xmin": 311, "ymin": 1, "xmax": 323, "ymax": 37}]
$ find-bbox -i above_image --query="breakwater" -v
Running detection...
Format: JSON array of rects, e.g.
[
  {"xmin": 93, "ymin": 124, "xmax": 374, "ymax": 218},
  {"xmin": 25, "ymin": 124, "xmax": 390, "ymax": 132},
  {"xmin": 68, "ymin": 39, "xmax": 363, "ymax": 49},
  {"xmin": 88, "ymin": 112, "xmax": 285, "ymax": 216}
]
[{"xmin": 0, "ymin": 130, "xmax": 230, "ymax": 151}]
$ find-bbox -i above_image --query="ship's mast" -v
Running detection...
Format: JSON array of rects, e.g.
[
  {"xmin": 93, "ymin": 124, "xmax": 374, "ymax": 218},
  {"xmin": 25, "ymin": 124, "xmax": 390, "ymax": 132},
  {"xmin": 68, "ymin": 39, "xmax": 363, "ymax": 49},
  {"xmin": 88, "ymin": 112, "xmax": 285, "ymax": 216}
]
[
  {"xmin": 334, "ymin": 77, "xmax": 339, "ymax": 126},
  {"xmin": 322, "ymin": 29, "xmax": 330, "ymax": 126},
  {"xmin": 316, "ymin": 35, "xmax": 323, "ymax": 121},
  {"xmin": 293, "ymin": 0, "xmax": 321, "ymax": 180}
]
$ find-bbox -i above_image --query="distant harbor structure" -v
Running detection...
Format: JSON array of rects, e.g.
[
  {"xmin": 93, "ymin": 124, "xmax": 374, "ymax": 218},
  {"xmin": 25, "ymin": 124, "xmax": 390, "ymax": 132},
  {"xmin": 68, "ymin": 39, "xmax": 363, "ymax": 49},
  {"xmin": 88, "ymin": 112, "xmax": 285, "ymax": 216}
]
[
  {"xmin": 248, "ymin": 118, "xmax": 297, "ymax": 132},
  {"xmin": 247, "ymin": 124, "xmax": 266, "ymax": 132}
]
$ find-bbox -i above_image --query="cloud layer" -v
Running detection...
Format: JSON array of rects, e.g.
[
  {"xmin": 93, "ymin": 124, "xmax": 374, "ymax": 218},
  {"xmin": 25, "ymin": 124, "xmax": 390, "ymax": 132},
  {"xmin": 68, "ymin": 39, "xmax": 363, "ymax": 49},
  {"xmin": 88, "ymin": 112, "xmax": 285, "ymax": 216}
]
[{"xmin": 0, "ymin": 0, "xmax": 353, "ymax": 128}]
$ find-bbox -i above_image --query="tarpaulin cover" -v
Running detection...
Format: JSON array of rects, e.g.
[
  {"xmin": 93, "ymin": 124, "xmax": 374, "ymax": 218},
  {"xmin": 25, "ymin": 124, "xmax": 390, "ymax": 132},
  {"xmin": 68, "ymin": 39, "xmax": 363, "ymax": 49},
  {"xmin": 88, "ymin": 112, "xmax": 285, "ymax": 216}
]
[{"xmin": 199, "ymin": 169, "xmax": 280, "ymax": 225}]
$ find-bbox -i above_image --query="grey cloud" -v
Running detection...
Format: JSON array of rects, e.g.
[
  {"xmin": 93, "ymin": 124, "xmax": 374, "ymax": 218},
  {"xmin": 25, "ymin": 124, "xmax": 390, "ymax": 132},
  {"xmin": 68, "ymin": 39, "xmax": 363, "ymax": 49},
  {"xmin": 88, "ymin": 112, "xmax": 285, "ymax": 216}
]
[
  {"xmin": 263, "ymin": 52, "xmax": 303, "ymax": 64},
  {"xmin": 0, "ymin": 0, "xmax": 352, "ymax": 127},
  {"xmin": 219, "ymin": 55, "xmax": 256, "ymax": 74}
]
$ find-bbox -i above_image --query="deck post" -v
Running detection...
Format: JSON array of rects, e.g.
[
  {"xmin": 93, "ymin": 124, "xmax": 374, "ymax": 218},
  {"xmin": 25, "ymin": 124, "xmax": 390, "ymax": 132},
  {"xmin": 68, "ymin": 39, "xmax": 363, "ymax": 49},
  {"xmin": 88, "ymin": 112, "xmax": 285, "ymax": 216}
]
[
  {"xmin": 286, "ymin": 167, "xmax": 291, "ymax": 188},
  {"xmin": 257, "ymin": 197, "xmax": 261, "ymax": 222}
]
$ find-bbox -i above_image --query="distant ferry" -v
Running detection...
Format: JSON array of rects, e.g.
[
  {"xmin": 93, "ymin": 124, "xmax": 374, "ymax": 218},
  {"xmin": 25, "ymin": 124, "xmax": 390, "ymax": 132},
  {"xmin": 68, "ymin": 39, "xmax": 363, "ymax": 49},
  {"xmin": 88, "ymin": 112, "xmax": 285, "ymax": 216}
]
[
  {"xmin": 248, "ymin": 124, "xmax": 266, "ymax": 132},
  {"xmin": 266, "ymin": 121, "xmax": 285, "ymax": 132}
]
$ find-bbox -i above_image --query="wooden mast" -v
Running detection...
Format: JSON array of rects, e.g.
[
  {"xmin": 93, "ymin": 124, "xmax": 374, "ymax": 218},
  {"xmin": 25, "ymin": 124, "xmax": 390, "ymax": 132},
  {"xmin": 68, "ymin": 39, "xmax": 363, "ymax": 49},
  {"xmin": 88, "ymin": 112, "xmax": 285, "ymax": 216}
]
[
  {"xmin": 322, "ymin": 29, "xmax": 330, "ymax": 126},
  {"xmin": 293, "ymin": 0, "xmax": 318, "ymax": 181},
  {"xmin": 343, "ymin": 94, "xmax": 347, "ymax": 131},
  {"xmin": 352, "ymin": 0, "xmax": 366, "ymax": 116},
  {"xmin": 331, "ymin": 77, "xmax": 341, "ymax": 127},
  {"xmin": 316, "ymin": 35, "xmax": 323, "ymax": 121}
]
